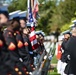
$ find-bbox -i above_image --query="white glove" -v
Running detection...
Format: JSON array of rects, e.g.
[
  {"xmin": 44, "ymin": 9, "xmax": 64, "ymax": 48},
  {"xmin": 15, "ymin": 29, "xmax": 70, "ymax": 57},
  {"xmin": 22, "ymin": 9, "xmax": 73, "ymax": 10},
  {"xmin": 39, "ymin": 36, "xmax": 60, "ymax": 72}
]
[
  {"xmin": 29, "ymin": 51, "xmax": 33, "ymax": 54},
  {"xmin": 61, "ymin": 48, "xmax": 64, "ymax": 53},
  {"xmin": 67, "ymin": 55, "xmax": 70, "ymax": 60},
  {"xmin": 48, "ymin": 55, "xmax": 52, "ymax": 60},
  {"xmin": 44, "ymin": 55, "xmax": 47, "ymax": 60},
  {"xmin": 19, "ymin": 58, "xmax": 23, "ymax": 62}
]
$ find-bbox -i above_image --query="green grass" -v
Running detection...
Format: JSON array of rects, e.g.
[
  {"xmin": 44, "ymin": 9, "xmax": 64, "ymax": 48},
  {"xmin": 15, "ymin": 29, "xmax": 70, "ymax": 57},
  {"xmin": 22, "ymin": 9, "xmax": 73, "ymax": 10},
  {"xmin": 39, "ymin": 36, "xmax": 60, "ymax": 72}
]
[
  {"xmin": 51, "ymin": 55, "xmax": 58, "ymax": 64},
  {"xmin": 48, "ymin": 55, "xmax": 60, "ymax": 75},
  {"xmin": 48, "ymin": 72, "xmax": 60, "ymax": 75},
  {"xmin": 48, "ymin": 67, "xmax": 60, "ymax": 75}
]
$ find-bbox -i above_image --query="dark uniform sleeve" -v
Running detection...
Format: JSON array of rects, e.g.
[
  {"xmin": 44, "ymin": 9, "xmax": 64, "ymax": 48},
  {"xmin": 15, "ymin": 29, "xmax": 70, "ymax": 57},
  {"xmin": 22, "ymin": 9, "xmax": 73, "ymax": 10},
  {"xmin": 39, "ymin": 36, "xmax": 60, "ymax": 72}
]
[
  {"xmin": 3, "ymin": 30, "xmax": 17, "ymax": 51},
  {"xmin": 15, "ymin": 31, "xmax": 24, "ymax": 48},
  {"xmin": 61, "ymin": 40, "xmax": 69, "ymax": 62},
  {"xmin": 23, "ymin": 34, "xmax": 29, "ymax": 53},
  {"xmin": 0, "ymin": 33, "xmax": 4, "ymax": 48},
  {"xmin": 15, "ymin": 32, "xmax": 29, "ymax": 58},
  {"xmin": 61, "ymin": 41, "xmax": 65, "ymax": 50},
  {"xmin": 66, "ymin": 37, "xmax": 76, "ymax": 60},
  {"xmin": 63, "ymin": 39, "xmax": 72, "ymax": 63}
]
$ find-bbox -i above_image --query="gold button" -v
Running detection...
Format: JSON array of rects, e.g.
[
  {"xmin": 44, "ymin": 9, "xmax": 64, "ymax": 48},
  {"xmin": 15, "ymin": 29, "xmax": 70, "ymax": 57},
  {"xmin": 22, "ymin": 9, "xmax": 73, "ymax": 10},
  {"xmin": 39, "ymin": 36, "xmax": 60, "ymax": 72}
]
[
  {"xmin": 31, "ymin": 65, "xmax": 33, "ymax": 67},
  {"xmin": 33, "ymin": 68, "xmax": 35, "ymax": 70},
  {"xmin": 26, "ymin": 71, "xmax": 29, "ymax": 74},
  {"xmin": 18, "ymin": 71, "xmax": 22, "ymax": 75},
  {"xmin": 15, "ymin": 68, "xmax": 19, "ymax": 71}
]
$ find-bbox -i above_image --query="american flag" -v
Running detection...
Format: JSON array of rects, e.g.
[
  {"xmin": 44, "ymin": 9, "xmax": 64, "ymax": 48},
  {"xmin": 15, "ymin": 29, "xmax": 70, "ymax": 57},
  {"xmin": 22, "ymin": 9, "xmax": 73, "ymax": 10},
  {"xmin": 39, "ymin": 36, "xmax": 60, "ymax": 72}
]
[
  {"xmin": 28, "ymin": 0, "xmax": 39, "ymax": 51},
  {"xmin": 33, "ymin": 0, "xmax": 39, "ymax": 19}
]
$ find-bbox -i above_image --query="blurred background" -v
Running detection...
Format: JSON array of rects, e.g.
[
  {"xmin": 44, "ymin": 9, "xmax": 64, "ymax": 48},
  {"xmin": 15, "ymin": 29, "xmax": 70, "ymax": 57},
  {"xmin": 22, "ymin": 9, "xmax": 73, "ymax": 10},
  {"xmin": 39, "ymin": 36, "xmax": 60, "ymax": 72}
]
[
  {"xmin": 0, "ymin": 0, "xmax": 76, "ymax": 75},
  {"xmin": 0, "ymin": 0, "xmax": 76, "ymax": 35}
]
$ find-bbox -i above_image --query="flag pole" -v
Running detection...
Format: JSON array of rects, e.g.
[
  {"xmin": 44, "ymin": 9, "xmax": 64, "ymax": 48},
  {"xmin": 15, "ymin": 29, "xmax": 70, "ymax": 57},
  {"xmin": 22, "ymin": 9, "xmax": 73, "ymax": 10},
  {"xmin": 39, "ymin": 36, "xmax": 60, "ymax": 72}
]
[{"xmin": 27, "ymin": 0, "xmax": 30, "ymax": 21}]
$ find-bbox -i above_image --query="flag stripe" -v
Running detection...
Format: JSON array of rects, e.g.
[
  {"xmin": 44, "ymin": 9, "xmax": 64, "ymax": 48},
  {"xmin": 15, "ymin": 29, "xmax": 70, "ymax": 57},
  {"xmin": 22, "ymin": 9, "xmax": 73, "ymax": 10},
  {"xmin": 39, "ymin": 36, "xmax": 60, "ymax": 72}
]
[
  {"xmin": 33, "ymin": 0, "xmax": 39, "ymax": 18},
  {"xmin": 29, "ymin": 31, "xmax": 35, "ymax": 37},
  {"xmin": 28, "ymin": 0, "xmax": 38, "ymax": 51},
  {"xmin": 30, "ymin": 35, "xmax": 36, "ymax": 41},
  {"xmin": 31, "ymin": 27, "xmax": 35, "ymax": 32}
]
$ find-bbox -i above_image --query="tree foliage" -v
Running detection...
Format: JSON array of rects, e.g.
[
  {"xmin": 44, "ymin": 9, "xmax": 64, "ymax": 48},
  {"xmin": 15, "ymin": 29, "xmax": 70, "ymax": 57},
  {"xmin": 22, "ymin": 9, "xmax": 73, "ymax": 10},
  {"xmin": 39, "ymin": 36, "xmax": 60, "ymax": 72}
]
[
  {"xmin": 37, "ymin": 1, "xmax": 56, "ymax": 34},
  {"xmin": 8, "ymin": 0, "xmax": 76, "ymax": 34},
  {"xmin": 8, "ymin": 0, "xmax": 27, "ymax": 12}
]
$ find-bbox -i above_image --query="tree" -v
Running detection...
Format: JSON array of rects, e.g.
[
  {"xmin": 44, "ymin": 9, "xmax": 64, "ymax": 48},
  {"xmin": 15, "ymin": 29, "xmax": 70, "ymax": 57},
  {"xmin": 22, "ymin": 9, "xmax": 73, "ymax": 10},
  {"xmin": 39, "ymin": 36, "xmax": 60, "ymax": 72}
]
[
  {"xmin": 8, "ymin": 0, "xmax": 76, "ymax": 34},
  {"xmin": 51, "ymin": 0, "xmax": 76, "ymax": 29},
  {"xmin": 8, "ymin": 0, "xmax": 27, "ymax": 12},
  {"xmin": 37, "ymin": 1, "xmax": 56, "ymax": 35}
]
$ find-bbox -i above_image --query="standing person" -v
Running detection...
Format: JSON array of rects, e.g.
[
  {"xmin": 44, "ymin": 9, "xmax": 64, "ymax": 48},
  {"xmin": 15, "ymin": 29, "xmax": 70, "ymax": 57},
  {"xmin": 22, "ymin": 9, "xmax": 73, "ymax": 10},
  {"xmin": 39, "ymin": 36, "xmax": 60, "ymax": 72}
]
[
  {"xmin": 54, "ymin": 28, "xmax": 60, "ymax": 42},
  {"xmin": 19, "ymin": 11, "xmax": 27, "ymax": 29},
  {"xmin": 3, "ymin": 21, "xmax": 27, "ymax": 75},
  {"xmin": 0, "ymin": 5, "xmax": 12, "ymax": 75},
  {"xmin": 34, "ymin": 31, "xmax": 46, "ymax": 68},
  {"xmin": 19, "ymin": 11, "xmax": 35, "ymax": 72},
  {"xmin": 0, "ymin": 24, "xmax": 8, "ymax": 75},
  {"xmin": 27, "ymin": 25, "xmax": 35, "ymax": 63},
  {"xmin": 0, "ymin": 6, "xmax": 9, "ymax": 24},
  {"xmin": 22, "ymin": 27, "xmax": 35, "ymax": 70},
  {"xmin": 64, "ymin": 24, "xmax": 76, "ymax": 75},
  {"xmin": 38, "ymin": 32, "xmax": 45, "ymax": 54},
  {"xmin": 36, "ymin": 31, "xmax": 46, "ymax": 56},
  {"xmin": 3, "ymin": 24, "xmax": 18, "ymax": 75},
  {"xmin": 60, "ymin": 31, "xmax": 71, "ymax": 75},
  {"xmin": 3, "ymin": 11, "xmax": 29, "ymax": 75},
  {"xmin": 10, "ymin": 11, "xmax": 34, "ymax": 73},
  {"xmin": 56, "ymin": 35, "xmax": 63, "ymax": 74},
  {"xmin": 61, "ymin": 31, "xmax": 71, "ymax": 63}
]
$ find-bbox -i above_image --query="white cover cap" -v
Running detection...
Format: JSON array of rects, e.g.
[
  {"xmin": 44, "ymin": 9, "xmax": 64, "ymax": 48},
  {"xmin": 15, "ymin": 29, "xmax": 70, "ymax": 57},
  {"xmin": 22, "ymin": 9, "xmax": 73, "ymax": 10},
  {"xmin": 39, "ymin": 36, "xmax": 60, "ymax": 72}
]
[{"xmin": 9, "ymin": 10, "xmax": 21, "ymax": 20}]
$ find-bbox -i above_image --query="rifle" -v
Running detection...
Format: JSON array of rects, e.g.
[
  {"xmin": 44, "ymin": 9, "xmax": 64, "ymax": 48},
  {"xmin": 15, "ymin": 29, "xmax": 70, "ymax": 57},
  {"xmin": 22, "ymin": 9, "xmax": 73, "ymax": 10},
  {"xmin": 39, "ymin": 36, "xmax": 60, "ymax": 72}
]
[
  {"xmin": 32, "ymin": 49, "xmax": 46, "ymax": 75},
  {"xmin": 40, "ymin": 43, "xmax": 55, "ymax": 75},
  {"xmin": 32, "ymin": 42, "xmax": 55, "ymax": 75}
]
